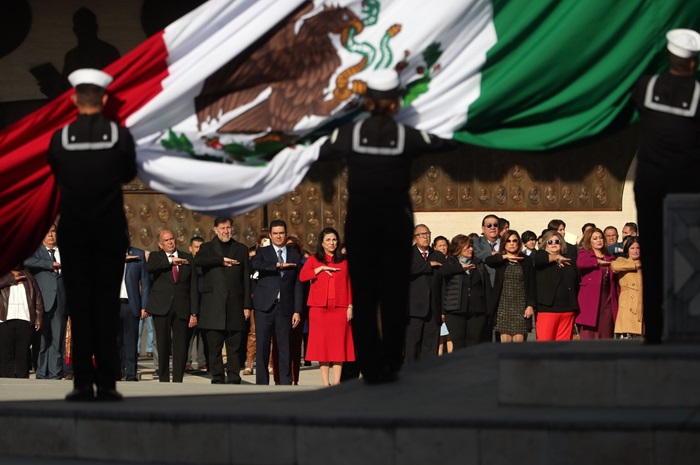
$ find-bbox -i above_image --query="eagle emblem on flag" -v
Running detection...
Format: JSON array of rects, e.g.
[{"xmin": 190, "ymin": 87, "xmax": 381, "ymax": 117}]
[{"xmin": 162, "ymin": 0, "xmax": 408, "ymax": 164}]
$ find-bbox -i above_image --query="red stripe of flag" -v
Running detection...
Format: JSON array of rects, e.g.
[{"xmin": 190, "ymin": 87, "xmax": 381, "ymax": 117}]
[{"xmin": 0, "ymin": 30, "xmax": 170, "ymax": 274}]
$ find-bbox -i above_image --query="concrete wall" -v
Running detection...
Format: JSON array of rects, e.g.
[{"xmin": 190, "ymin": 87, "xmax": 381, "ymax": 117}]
[{"xmin": 0, "ymin": 0, "xmax": 144, "ymax": 102}]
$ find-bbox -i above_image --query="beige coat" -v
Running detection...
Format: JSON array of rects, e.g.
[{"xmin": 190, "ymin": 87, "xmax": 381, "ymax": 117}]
[{"xmin": 611, "ymin": 258, "xmax": 643, "ymax": 335}]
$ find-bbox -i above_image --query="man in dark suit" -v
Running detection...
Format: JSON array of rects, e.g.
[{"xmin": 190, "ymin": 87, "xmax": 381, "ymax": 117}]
[
  {"xmin": 473, "ymin": 214, "xmax": 503, "ymax": 342},
  {"xmin": 185, "ymin": 236, "xmax": 207, "ymax": 372},
  {"xmin": 405, "ymin": 224, "xmax": 443, "ymax": 363},
  {"xmin": 117, "ymin": 247, "xmax": 150, "ymax": 381},
  {"xmin": 251, "ymin": 220, "xmax": 302, "ymax": 385},
  {"xmin": 24, "ymin": 223, "xmax": 66, "ymax": 379},
  {"xmin": 194, "ymin": 217, "xmax": 252, "ymax": 384},
  {"xmin": 146, "ymin": 230, "xmax": 199, "ymax": 383},
  {"xmin": 47, "ymin": 68, "xmax": 136, "ymax": 401}
]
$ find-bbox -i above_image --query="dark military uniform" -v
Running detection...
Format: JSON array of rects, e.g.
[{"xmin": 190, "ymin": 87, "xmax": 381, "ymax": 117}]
[
  {"xmin": 319, "ymin": 114, "xmax": 452, "ymax": 382},
  {"xmin": 632, "ymin": 72, "xmax": 700, "ymax": 342},
  {"xmin": 48, "ymin": 113, "xmax": 136, "ymax": 391}
]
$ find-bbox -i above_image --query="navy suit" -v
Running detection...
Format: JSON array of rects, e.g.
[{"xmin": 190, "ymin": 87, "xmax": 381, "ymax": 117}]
[
  {"xmin": 251, "ymin": 245, "xmax": 303, "ymax": 385},
  {"xmin": 24, "ymin": 245, "xmax": 67, "ymax": 379},
  {"xmin": 118, "ymin": 248, "xmax": 150, "ymax": 380}
]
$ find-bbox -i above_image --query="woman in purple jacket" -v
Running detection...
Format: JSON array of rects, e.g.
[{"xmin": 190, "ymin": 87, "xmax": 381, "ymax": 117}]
[{"xmin": 576, "ymin": 228, "xmax": 619, "ymax": 339}]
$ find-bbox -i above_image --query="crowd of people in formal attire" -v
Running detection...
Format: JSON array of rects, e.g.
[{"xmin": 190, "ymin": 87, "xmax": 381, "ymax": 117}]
[
  {"xmin": 3, "ymin": 26, "xmax": 696, "ymax": 395},
  {"xmin": 0, "ymin": 214, "xmax": 642, "ymax": 383},
  {"xmin": 400, "ymin": 216, "xmax": 643, "ymax": 362}
]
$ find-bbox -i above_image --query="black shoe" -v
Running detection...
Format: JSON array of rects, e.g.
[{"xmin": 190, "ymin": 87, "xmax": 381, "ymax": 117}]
[
  {"xmin": 211, "ymin": 379, "xmax": 225, "ymax": 384},
  {"xmin": 225, "ymin": 379, "xmax": 241, "ymax": 384},
  {"xmin": 362, "ymin": 364, "xmax": 400, "ymax": 385},
  {"xmin": 303, "ymin": 360, "xmax": 312, "ymax": 367},
  {"xmin": 65, "ymin": 385, "xmax": 95, "ymax": 402},
  {"xmin": 124, "ymin": 377, "xmax": 138, "ymax": 382},
  {"xmin": 362, "ymin": 371, "xmax": 399, "ymax": 385},
  {"xmin": 96, "ymin": 386, "xmax": 123, "ymax": 401}
]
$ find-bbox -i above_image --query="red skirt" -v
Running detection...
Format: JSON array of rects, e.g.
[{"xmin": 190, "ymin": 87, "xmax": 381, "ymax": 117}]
[{"xmin": 306, "ymin": 300, "xmax": 355, "ymax": 363}]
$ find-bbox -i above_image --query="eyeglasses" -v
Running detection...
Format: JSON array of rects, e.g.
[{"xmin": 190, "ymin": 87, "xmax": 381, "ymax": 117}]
[
  {"xmin": 415, "ymin": 232, "xmax": 431, "ymax": 238},
  {"xmin": 547, "ymin": 239, "xmax": 561, "ymax": 245},
  {"xmin": 505, "ymin": 239, "xmax": 519, "ymax": 243},
  {"xmin": 484, "ymin": 223, "xmax": 499, "ymax": 229}
]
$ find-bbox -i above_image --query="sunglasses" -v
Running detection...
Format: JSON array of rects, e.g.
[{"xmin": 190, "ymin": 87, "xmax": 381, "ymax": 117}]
[
  {"xmin": 484, "ymin": 223, "xmax": 499, "ymax": 228},
  {"xmin": 505, "ymin": 239, "xmax": 519, "ymax": 243},
  {"xmin": 547, "ymin": 239, "xmax": 561, "ymax": 245}
]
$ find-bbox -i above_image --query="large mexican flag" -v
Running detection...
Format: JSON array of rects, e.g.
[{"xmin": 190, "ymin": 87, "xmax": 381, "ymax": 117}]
[{"xmin": 1, "ymin": 0, "xmax": 699, "ymax": 272}]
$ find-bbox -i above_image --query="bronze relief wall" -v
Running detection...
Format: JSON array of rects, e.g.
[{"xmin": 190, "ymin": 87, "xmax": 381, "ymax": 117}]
[
  {"xmin": 266, "ymin": 162, "xmax": 348, "ymax": 254},
  {"xmin": 123, "ymin": 180, "xmax": 263, "ymax": 252},
  {"xmin": 409, "ymin": 124, "xmax": 637, "ymax": 212},
  {"xmin": 123, "ymin": 125, "xmax": 637, "ymax": 254}
]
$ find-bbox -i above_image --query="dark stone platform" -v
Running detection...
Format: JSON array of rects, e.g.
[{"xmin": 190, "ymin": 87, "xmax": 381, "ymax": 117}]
[{"xmin": 1, "ymin": 341, "xmax": 698, "ymax": 464}]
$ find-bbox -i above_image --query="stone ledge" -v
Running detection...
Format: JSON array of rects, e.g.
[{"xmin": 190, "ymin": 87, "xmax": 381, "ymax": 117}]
[
  {"xmin": 499, "ymin": 341, "xmax": 700, "ymax": 408},
  {"xmin": 2, "ymin": 342, "xmax": 700, "ymax": 464},
  {"xmin": 2, "ymin": 421, "xmax": 699, "ymax": 465}
]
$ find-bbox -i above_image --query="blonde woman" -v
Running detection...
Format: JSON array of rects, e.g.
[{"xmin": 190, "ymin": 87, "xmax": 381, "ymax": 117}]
[{"xmin": 533, "ymin": 231, "xmax": 579, "ymax": 341}]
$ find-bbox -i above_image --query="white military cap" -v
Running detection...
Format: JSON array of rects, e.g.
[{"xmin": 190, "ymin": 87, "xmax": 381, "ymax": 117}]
[
  {"xmin": 67, "ymin": 68, "xmax": 114, "ymax": 88},
  {"xmin": 367, "ymin": 69, "xmax": 401, "ymax": 92},
  {"xmin": 666, "ymin": 28, "xmax": 700, "ymax": 58},
  {"xmin": 365, "ymin": 69, "xmax": 404, "ymax": 100}
]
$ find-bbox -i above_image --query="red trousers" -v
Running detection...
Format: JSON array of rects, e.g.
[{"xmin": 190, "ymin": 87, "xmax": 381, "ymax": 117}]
[{"xmin": 536, "ymin": 312, "xmax": 575, "ymax": 341}]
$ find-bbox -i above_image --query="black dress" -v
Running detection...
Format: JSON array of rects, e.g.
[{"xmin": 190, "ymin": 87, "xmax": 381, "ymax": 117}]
[{"xmin": 493, "ymin": 263, "xmax": 531, "ymax": 334}]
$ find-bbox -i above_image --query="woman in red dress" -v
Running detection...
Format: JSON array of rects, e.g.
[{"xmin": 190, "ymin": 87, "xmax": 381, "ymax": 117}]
[{"xmin": 300, "ymin": 228, "xmax": 354, "ymax": 386}]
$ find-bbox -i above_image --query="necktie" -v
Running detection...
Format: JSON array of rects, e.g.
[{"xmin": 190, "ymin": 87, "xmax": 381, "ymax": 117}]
[
  {"xmin": 169, "ymin": 254, "xmax": 179, "ymax": 282},
  {"xmin": 490, "ymin": 242, "xmax": 496, "ymax": 251},
  {"xmin": 278, "ymin": 249, "xmax": 285, "ymax": 278},
  {"xmin": 48, "ymin": 248, "xmax": 58, "ymax": 274},
  {"xmin": 422, "ymin": 250, "xmax": 428, "ymax": 261}
]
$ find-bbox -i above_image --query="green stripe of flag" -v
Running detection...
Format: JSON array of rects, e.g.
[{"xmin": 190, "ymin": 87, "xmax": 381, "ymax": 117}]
[{"xmin": 455, "ymin": 0, "xmax": 700, "ymax": 151}]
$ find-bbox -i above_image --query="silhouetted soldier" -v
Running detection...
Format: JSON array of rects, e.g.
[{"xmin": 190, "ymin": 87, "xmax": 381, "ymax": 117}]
[
  {"xmin": 318, "ymin": 70, "xmax": 453, "ymax": 383},
  {"xmin": 632, "ymin": 29, "xmax": 700, "ymax": 343},
  {"xmin": 62, "ymin": 8, "xmax": 120, "ymax": 77},
  {"xmin": 48, "ymin": 69, "xmax": 136, "ymax": 401}
]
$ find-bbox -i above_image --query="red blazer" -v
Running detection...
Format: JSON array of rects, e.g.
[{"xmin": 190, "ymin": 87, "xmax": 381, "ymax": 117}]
[
  {"xmin": 576, "ymin": 249, "xmax": 619, "ymax": 327},
  {"xmin": 299, "ymin": 255, "xmax": 352, "ymax": 307}
]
